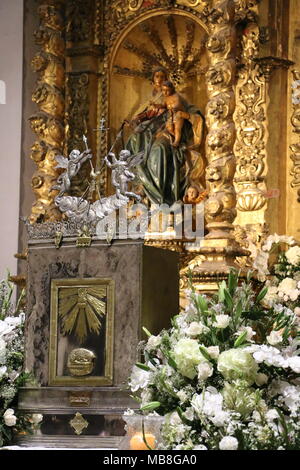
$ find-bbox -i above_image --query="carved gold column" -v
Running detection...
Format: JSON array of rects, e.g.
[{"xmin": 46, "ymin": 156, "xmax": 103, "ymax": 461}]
[
  {"xmin": 29, "ymin": 0, "xmax": 65, "ymax": 223},
  {"xmin": 234, "ymin": 22, "xmax": 268, "ymax": 222},
  {"xmin": 188, "ymin": 0, "xmax": 247, "ymax": 292},
  {"xmin": 287, "ymin": 0, "xmax": 300, "ymax": 239},
  {"xmin": 64, "ymin": 0, "xmax": 103, "ymax": 196}
]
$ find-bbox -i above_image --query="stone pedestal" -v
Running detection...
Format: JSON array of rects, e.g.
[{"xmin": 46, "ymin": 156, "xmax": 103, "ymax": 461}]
[{"xmin": 18, "ymin": 238, "xmax": 179, "ymax": 448}]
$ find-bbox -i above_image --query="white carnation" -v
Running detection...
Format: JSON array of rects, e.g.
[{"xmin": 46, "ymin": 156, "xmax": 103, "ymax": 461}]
[
  {"xmin": 129, "ymin": 365, "xmax": 152, "ymax": 392},
  {"xmin": 219, "ymin": 436, "xmax": 238, "ymax": 450},
  {"xmin": 214, "ymin": 314, "xmax": 230, "ymax": 329},
  {"xmin": 252, "ymin": 345, "xmax": 287, "ymax": 368}
]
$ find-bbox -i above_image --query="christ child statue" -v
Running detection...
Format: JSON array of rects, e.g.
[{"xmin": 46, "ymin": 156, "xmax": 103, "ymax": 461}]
[{"xmin": 161, "ymin": 81, "xmax": 189, "ymax": 148}]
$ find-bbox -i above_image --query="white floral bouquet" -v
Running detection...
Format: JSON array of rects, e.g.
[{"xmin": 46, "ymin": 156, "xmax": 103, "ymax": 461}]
[
  {"xmin": 128, "ymin": 269, "xmax": 300, "ymax": 450},
  {"xmin": 0, "ymin": 278, "xmax": 42, "ymax": 447}
]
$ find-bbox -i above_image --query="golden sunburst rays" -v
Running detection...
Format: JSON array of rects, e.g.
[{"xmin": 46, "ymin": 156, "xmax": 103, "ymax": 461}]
[
  {"xmin": 58, "ymin": 286, "xmax": 107, "ymax": 343},
  {"xmin": 114, "ymin": 15, "xmax": 206, "ymax": 85}
]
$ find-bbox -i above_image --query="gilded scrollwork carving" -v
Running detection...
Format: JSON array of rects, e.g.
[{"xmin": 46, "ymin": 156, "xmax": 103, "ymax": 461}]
[
  {"xmin": 65, "ymin": 73, "xmax": 91, "ymax": 196},
  {"xmin": 290, "ymin": 70, "xmax": 300, "ymax": 201},
  {"xmin": 204, "ymin": 0, "xmax": 237, "ymax": 239},
  {"xmin": 66, "ymin": 0, "xmax": 93, "ymax": 43},
  {"xmin": 29, "ymin": 1, "xmax": 65, "ymax": 223},
  {"xmin": 233, "ymin": 0, "xmax": 259, "ymax": 23},
  {"xmin": 233, "ymin": 22, "xmax": 267, "ymax": 212}
]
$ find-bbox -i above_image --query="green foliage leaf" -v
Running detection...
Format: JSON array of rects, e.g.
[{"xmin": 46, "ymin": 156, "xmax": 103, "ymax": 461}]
[
  {"xmin": 140, "ymin": 401, "xmax": 161, "ymax": 412},
  {"xmin": 135, "ymin": 362, "xmax": 151, "ymax": 371},
  {"xmin": 256, "ymin": 286, "xmax": 268, "ymax": 304},
  {"xmin": 234, "ymin": 331, "xmax": 247, "ymax": 348},
  {"xmin": 223, "ymin": 288, "xmax": 234, "ymax": 311},
  {"xmin": 218, "ymin": 281, "xmax": 227, "ymax": 303},
  {"xmin": 176, "ymin": 407, "xmax": 193, "ymax": 425},
  {"xmin": 142, "ymin": 327, "xmax": 152, "ymax": 338},
  {"xmin": 199, "ymin": 346, "xmax": 212, "ymax": 362},
  {"xmin": 235, "ymin": 299, "xmax": 243, "ymax": 321},
  {"xmin": 228, "ymin": 269, "xmax": 238, "ymax": 295},
  {"xmin": 196, "ymin": 295, "xmax": 208, "ymax": 314}
]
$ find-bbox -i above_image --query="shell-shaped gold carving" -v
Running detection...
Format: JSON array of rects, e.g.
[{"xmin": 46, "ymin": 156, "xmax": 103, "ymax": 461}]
[
  {"xmin": 237, "ymin": 186, "xmax": 266, "ymax": 212},
  {"xmin": 58, "ymin": 286, "xmax": 107, "ymax": 343}
]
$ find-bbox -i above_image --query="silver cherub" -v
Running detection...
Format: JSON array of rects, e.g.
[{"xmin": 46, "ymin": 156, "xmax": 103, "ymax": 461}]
[
  {"xmin": 104, "ymin": 149, "xmax": 144, "ymax": 202},
  {"xmin": 52, "ymin": 149, "xmax": 92, "ymax": 196}
]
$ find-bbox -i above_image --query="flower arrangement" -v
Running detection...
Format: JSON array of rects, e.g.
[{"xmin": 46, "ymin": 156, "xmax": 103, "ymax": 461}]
[
  {"xmin": 128, "ymin": 267, "xmax": 300, "ymax": 450},
  {"xmin": 0, "ymin": 278, "xmax": 42, "ymax": 447}
]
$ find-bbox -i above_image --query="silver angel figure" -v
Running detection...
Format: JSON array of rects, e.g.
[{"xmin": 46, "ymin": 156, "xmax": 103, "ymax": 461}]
[
  {"xmin": 52, "ymin": 149, "xmax": 92, "ymax": 196},
  {"xmin": 104, "ymin": 149, "xmax": 144, "ymax": 202}
]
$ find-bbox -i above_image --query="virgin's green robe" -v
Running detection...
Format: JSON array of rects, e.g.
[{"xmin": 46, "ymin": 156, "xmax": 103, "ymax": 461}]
[{"xmin": 127, "ymin": 108, "xmax": 202, "ymax": 206}]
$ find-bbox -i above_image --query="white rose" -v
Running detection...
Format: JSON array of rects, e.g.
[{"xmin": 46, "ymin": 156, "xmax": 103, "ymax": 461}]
[
  {"xmin": 214, "ymin": 314, "xmax": 230, "ymax": 329},
  {"xmin": 207, "ymin": 346, "xmax": 220, "ymax": 359},
  {"xmin": 267, "ymin": 330, "xmax": 283, "ymax": 345},
  {"xmin": 31, "ymin": 414, "xmax": 43, "ymax": 425},
  {"xmin": 197, "ymin": 362, "xmax": 213, "ymax": 381},
  {"xmin": 186, "ymin": 322, "xmax": 208, "ymax": 336},
  {"xmin": 193, "ymin": 445, "xmax": 207, "ymax": 450},
  {"xmin": 255, "ymin": 372, "xmax": 269, "ymax": 386},
  {"xmin": 219, "ymin": 436, "xmax": 239, "ymax": 450},
  {"xmin": 3, "ymin": 409, "xmax": 17, "ymax": 427},
  {"xmin": 278, "ymin": 278, "xmax": 297, "ymax": 295},
  {"xmin": 285, "ymin": 246, "xmax": 300, "ymax": 266}
]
